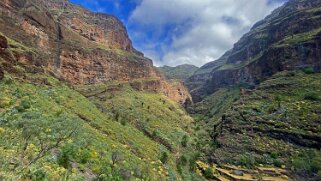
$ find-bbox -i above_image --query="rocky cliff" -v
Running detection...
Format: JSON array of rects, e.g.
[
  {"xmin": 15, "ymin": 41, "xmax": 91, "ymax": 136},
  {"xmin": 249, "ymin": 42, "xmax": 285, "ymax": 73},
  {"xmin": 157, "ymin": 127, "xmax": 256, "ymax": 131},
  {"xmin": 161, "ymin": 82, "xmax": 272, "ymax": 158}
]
[
  {"xmin": 0, "ymin": 0, "xmax": 191, "ymax": 104},
  {"xmin": 186, "ymin": 0, "xmax": 321, "ymax": 102}
]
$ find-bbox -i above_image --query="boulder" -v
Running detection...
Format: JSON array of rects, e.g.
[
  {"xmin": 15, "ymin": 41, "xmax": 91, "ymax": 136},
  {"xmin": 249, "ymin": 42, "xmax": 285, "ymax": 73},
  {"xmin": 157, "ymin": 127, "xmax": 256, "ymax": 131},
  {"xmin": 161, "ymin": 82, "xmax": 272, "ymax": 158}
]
[{"xmin": 0, "ymin": 35, "xmax": 8, "ymax": 49}]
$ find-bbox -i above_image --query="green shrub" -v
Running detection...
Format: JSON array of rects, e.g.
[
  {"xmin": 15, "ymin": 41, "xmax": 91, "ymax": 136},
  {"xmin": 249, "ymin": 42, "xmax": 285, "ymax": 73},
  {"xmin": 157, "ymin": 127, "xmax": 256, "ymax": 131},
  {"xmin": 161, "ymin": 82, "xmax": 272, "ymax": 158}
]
[
  {"xmin": 80, "ymin": 149, "xmax": 91, "ymax": 164},
  {"xmin": 4, "ymin": 77, "xmax": 13, "ymax": 85},
  {"xmin": 238, "ymin": 153, "xmax": 256, "ymax": 169},
  {"xmin": 260, "ymin": 154, "xmax": 274, "ymax": 165},
  {"xmin": 203, "ymin": 168, "xmax": 214, "ymax": 179},
  {"xmin": 273, "ymin": 158, "xmax": 284, "ymax": 168},
  {"xmin": 160, "ymin": 152, "xmax": 168, "ymax": 164},
  {"xmin": 311, "ymin": 157, "xmax": 321, "ymax": 173},
  {"xmin": 177, "ymin": 164, "xmax": 183, "ymax": 175},
  {"xmin": 292, "ymin": 158, "xmax": 310, "ymax": 172},
  {"xmin": 115, "ymin": 112, "xmax": 120, "ymax": 121},
  {"xmin": 286, "ymin": 71, "xmax": 296, "ymax": 77},
  {"xmin": 58, "ymin": 145, "xmax": 77, "ymax": 168},
  {"xmin": 189, "ymin": 152, "xmax": 200, "ymax": 171},
  {"xmin": 302, "ymin": 67, "xmax": 315, "ymax": 74},
  {"xmin": 274, "ymin": 95, "xmax": 283, "ymax": 108},
  {"xmin": 30, "ymin": 168, "xmax": 46, "ymax": 180},
  {"xmin": 304, "ymin": 92, "xmax": 320, "ymax": 101},
  {"xmin": 270, "ymin": 152, "xmax": 278, "ymax": 159},
  {"xmin": 181, "ymin": 135, "xmax": 188, "ymax": 147},
  {"xmin": 177, "ymin": 155, "xmax": 187, "ymax": 175},
  {"xmin": 291, "ymin": 150, "xmax": 321, "ymax": 176},
  {"xmin": 317, "ymin": 170, "xmax": 321, "ymax": 181},
  {"xmin": 16, "ymin": 100, "xmax": 31, "ymax": 112},
  {"xmin": 98, "ymin": 166, "xmax": 123, "ymax": 181},
  {"xmin": 120, "ymin": 119, "xmax": 127, "ymax": 126},
  {"xmin": 178, "ymin": 155, "xmax": 187, "ymax": 167}
]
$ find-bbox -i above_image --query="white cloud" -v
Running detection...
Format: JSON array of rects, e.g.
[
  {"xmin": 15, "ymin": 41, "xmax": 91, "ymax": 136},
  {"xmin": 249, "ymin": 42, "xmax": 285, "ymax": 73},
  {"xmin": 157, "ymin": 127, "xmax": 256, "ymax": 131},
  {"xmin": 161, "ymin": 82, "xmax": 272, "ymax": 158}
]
[{"xmin": 129, "ymin": 0, "xmax": 285, "ymax": 66}]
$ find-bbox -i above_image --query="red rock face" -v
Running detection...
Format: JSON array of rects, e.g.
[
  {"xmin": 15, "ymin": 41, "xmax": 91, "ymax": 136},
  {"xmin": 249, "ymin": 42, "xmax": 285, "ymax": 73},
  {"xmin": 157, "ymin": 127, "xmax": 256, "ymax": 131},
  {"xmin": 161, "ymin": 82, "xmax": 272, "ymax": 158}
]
[
  {"xmin": 34, "ymin": 0, "xmax": 136, "ymax": 53},
  {"xmin": 0, "ymin": 0, "xmax": 192, "ymax": 104},
  {"xmin": 130, "ymin": 79, "xmax": 193, "ymax": 106},
  {"xmin": 47, "ymin": 49, "xmax": 159, "ymax": 85}
]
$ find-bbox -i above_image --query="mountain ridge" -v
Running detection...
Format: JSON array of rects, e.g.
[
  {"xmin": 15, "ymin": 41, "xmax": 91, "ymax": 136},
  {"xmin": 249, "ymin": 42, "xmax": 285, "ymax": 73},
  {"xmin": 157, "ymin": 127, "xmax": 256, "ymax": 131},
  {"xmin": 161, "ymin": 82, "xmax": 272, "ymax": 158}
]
[{"xmin": 157, "ymin": 64, "xmax": 198, "ymax": 80}]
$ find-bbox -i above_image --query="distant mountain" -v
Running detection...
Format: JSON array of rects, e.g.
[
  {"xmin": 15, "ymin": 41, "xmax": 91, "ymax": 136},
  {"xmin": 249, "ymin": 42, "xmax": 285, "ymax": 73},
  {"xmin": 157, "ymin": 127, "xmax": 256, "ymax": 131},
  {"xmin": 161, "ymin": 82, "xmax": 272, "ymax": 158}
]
[
  {"xmin": 157, "ymin": 64, "xmax": 198, "ymax": 80},
  {"xmin": 186, "ymin": 0, "xmax": 321, "ymax": 102}
]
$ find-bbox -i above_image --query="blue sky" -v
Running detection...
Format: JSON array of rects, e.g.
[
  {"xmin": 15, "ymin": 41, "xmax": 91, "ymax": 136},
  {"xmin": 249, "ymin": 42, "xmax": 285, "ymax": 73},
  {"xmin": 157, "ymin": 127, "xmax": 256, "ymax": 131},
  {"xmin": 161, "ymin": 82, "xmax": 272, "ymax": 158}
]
[{"xmin": 70, "ymin": 0, "xmax": 287, "ymax": 67}]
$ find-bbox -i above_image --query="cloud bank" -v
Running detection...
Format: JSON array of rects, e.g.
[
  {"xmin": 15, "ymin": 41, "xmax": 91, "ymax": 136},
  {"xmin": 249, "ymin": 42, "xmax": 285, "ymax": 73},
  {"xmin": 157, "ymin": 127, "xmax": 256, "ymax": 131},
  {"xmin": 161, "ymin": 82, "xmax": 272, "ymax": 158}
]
[{"xmin": 129, "ymin": 0, "xmax": 286, "ymax": 67}]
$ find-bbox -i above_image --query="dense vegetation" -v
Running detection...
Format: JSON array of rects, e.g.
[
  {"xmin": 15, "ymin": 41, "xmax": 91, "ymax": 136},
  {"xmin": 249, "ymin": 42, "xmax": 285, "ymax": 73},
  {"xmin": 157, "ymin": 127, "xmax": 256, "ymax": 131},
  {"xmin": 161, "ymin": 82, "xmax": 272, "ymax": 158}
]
[
  {"xmin": 0, "ymin": 72, "xmax": 201, "ymax": 180},
  {"xmin": 191, "ymin": 70, "xmax": 321, "ymax": 180}
]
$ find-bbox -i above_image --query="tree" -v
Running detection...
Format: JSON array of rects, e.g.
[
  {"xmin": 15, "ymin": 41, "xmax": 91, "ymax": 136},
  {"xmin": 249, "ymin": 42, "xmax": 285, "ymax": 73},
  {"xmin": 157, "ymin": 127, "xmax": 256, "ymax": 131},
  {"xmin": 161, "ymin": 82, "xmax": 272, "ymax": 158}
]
[
  {"xmin": 189, "ymin": 152, "xmax": 200, "ymax": 171},
  {"xmin": 111, "ymin": 151, "xmax": 122, "ymax": 165},
  {"xmin": 274, "ymin": 95, "xmax": 282, "ymax": 108},
  {"xmin": 160, "ymin": 152, "xmax": 168, "ymax": 164},
  {"xmin": 11, "ymin": 111, "xmax": 80, "ymax": 175},
  {"xmin": 181, "ymin": 135, "xmax": 188, "ymax": 147}
]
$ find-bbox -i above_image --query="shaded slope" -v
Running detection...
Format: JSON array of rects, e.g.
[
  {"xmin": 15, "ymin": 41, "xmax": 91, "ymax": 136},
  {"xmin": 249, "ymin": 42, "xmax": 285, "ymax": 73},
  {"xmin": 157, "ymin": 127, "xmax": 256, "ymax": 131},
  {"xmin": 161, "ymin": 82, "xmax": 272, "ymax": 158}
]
[
  {"xmin": 186, "ymin": 0, "xmax": 321, "ymax": 102},
  {"xmin": 194, "ymin": 70, "xmax": 321, "ymax": 180}
]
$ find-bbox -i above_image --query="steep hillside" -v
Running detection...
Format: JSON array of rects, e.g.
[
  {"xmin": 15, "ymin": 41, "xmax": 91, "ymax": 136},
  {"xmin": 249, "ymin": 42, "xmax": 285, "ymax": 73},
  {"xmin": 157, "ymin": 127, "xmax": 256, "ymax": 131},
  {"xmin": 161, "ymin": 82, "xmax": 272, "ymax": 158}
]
[
  {"xmin": 158, "ymin": 64, "xmax": 198, "ymax": 80},
  {"xmin": 205, "ymin": 70, "xmax": 321, "ymax": 180},
  {"xmin": 0, "ymin": 34, "xmax": 201, "ymax": 180},
  {"xmin": 0, "ymin": 0, "xmax": 199, "ymax": 180},
  {"xmin": 0, "ymin": 73, "xmax": 201, "ymax": 180},
  {"xmin": 185, "ymin": 0, "xmax": 321, "ymax": 180},
  {"xmin": 186, "ymin": 0, "xmax": 321, "ymax": 102}
]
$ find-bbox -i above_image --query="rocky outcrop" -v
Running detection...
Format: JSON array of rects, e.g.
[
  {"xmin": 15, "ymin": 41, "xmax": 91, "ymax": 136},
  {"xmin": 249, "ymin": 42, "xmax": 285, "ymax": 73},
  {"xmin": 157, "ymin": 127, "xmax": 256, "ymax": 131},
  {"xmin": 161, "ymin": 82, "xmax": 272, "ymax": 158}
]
[
  {"xmin": 0, "ymin": 35, "xmax": 7, "ymax": 80},
  {"xmin": 130, "ymin": 79, "xmax": 193, "ymax": 106},
  {"xmin": 0, "ymin": 35, "xmax": 8, "ymax": 49},
  {"xmin": 186, "ymin": 0, "xmax": 321, "ymax": 102},
  {"xmin": 36, "ymin": 0, "xmax": 137, "ymax": 53}
]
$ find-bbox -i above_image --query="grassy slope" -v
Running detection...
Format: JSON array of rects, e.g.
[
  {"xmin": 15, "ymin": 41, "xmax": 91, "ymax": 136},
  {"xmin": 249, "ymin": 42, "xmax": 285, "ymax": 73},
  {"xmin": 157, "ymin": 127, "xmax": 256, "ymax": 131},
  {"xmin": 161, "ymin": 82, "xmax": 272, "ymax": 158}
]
[
  {"xmin": 191, "ymin": 88, "xmax": 240, "ymax": 156},
  {"xmin": 0, "ymin": 73, "xmax": 170, "ymax": 180},
  {"xmin": 194, "ymin": 70, "xmax": 321, "ymax": 179},
  {"xmin": 77, "ymin": 82, "xmax": 202, "ymax": 180},
  {"xmin": 0, "ymin": 27, "xmax": 203, "ymax": 180}
]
